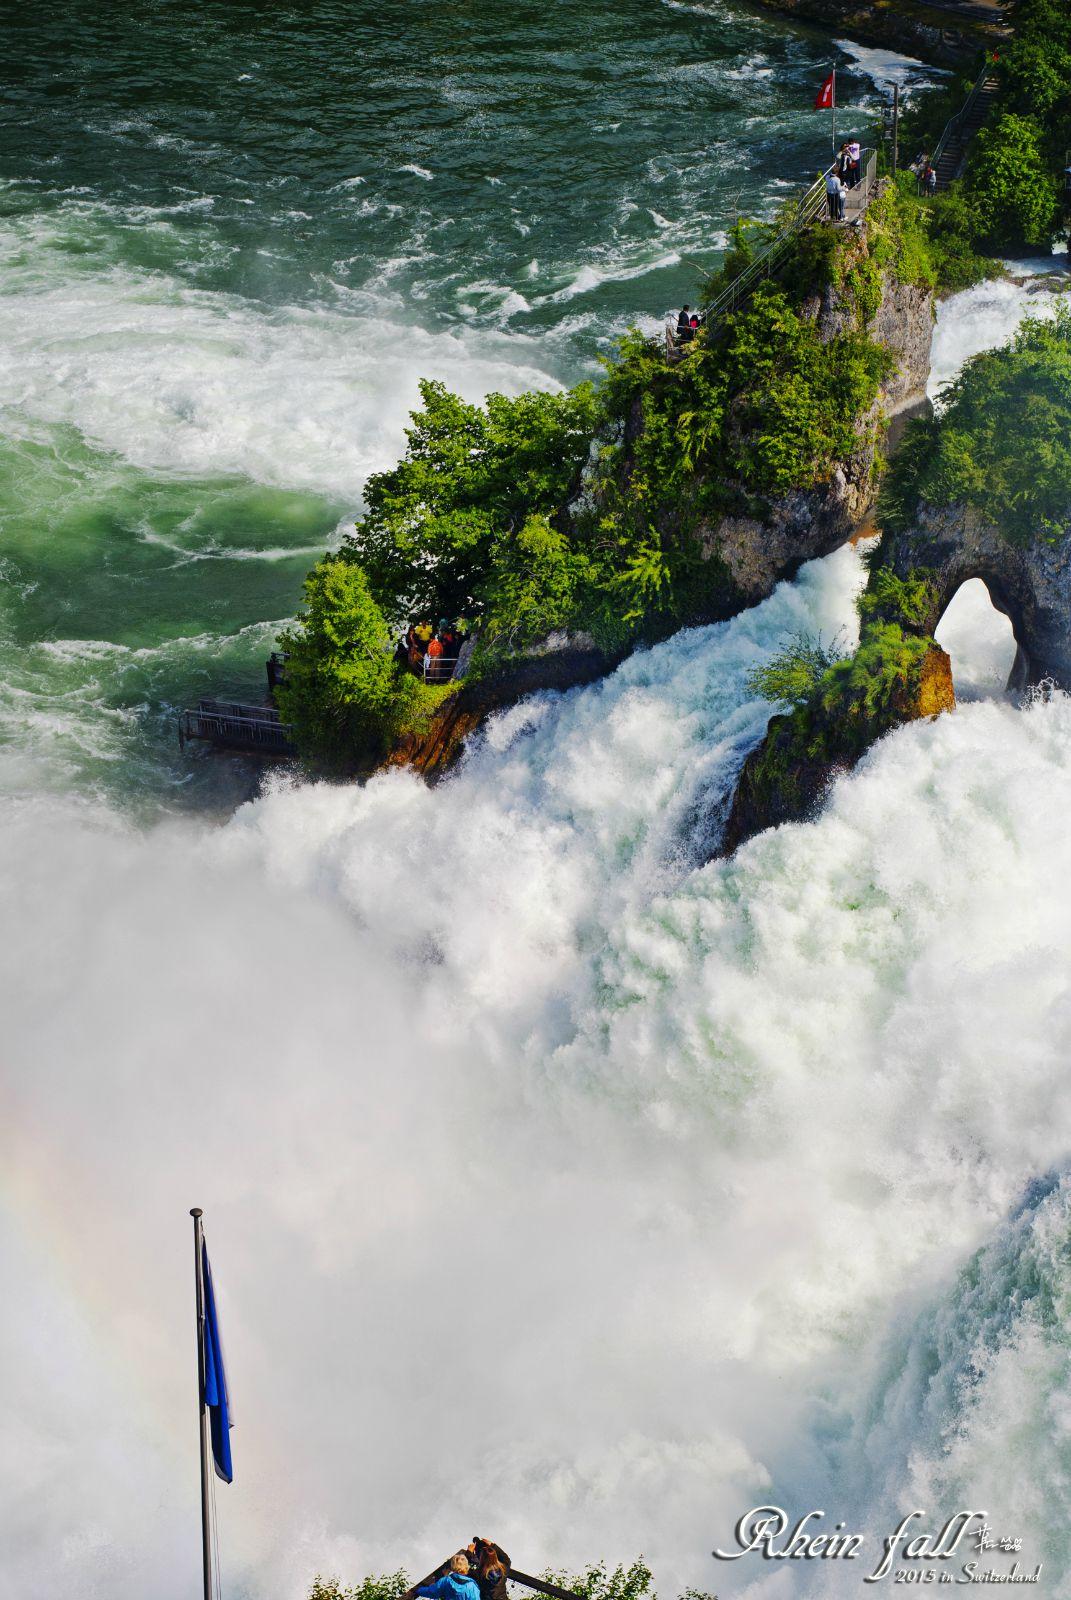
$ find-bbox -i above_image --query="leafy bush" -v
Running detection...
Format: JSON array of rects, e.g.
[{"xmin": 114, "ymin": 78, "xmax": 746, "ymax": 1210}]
[
  {"xmin": 347, "ymin": 380, "xmax": 600, "ymax": 625},
  {"xmin": 747, "ymin": 631, "xmax": 848, "ymax": 707},
  {"xmin": 963, "ymin": 111, "xmax": 1061, "ymax": 251},
  {"xmin": 857, "ymin": 566, "xmax": 939, "ymax": 629},
  {"xmin": 879, "ymin": 306, "xmax": 1071, "ymax": 544},
  {"xmin": 538, "ymin": 1561, "xmax": 656, "ymax": 1600},
  {"xmin": 276, "ymin": 559, "xmax": 450, "ymax": 766},
  {"xmin": 310, "ymin": 1573, "xmax": 410, "ymax": 1600}
]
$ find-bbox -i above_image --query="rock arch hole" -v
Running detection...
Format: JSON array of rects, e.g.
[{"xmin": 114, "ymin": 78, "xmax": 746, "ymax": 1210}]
[{"xmin": 934, "ymin": 578, "xmax": 1017, "ymax": 700}]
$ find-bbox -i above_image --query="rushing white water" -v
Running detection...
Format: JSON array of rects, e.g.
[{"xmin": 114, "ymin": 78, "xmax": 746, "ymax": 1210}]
[
  {"xmin": 0, "ymin": 203, "xmax": 565, "ymax": 502},
  {"xmin": 6, "ymin": 513, "xmax": 1071, "ymax": 1600},
  {"xmin": 3, "ymin": 168, "xmax": 1069, "ymax": 1600}
]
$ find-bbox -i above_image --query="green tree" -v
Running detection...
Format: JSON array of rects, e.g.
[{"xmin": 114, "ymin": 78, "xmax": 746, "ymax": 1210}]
[
  {"xmin": 346, "ymin": 380, "xmax": 600, "ymax": 624},
  {"xmin": 879, "ymin": 306, "xmax": 1071, "ymax": 545},
  {"xmin": 276, "ymin": 558, "xmax": 433, "ymax": 764},
  {"xmin": 963, "ymin": 112, "xmax": 1061, "ymax": 251}
]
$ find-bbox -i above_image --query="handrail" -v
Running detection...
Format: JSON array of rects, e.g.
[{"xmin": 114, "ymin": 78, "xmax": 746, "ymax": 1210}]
[
  {"xmin": 423, "ymin": 656, "xmax": 460, "ymax": 682},
  {"xmin": 931, "ymin": 63, "xmax": 991, "ymax": 172},
  {"xmin": 698, "ymin": 147, "xmax": 876, "ymax": 333}
]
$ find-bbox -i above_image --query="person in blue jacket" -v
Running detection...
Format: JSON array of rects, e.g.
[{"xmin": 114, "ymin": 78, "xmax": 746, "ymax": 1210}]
[{"xmin": 413, "ymin": 1553, "xmax": 483, "ymax": 1600}]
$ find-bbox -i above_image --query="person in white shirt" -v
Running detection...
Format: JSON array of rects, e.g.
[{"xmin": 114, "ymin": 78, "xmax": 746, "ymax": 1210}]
[{"xmin": 847, "ymin": 139, "xmax": 862, "ymax": 188}]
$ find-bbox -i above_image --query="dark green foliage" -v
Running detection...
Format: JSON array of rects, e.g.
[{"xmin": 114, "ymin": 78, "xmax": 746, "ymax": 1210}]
[
  {"xmin": 954, "ymin": 0, "xmax": 1071, "ymax": 253},
  {"xmin": 743, "ymin": 619, "xmax": 933, "ymax": 823},
  {"xmin": 276, "ymin": 559, "xmax": 449, "ymax": 765},
  {"xmin": 747, "ymin": 631, "xmax": 848, "ymax": 707},
  {"xmin": 867, "ymin": 175, "xmax": 997, "ymax": 295},
  {"xmin": 815, "ymin": 623, "xmax": 931, "ymax": 734},
  {"xmin": 538, "ymin": 1561, "xmax": 656, "ymax": 1600},
  {"xmin": 879, "ymin": 306, "xmax": 1071, "ymax": 544},
  {"xmin": 857, "ymin": 566, "xmax": 940, "ymax": 629},
  {"xmin": 963, "ymin": 111, "xmax": 1061, "ymax": 251},
  {"xmin": 347, "ymin": 380, "xmax": 600, "ymax": 624}
]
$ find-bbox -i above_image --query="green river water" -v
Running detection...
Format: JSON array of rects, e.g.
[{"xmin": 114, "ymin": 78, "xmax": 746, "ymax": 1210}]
[{"xmin": 0, "ymin": 0, "xmax": 936, "ymax": 813}]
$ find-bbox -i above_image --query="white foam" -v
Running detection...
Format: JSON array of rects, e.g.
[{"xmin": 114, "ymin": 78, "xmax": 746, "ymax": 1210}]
[
  {"xmin": 5, "ymin": 537, "xmax": 1071, "ymax": 1592},
  {"xmin": 930, "ymin": 277, "xmax": 1065, "ymax": 402},
  {"xmin": 835, "ymin": 38, "xmax": 949, "ymax": 92},
  {"xmin": 0, "ymin": 206, "xmax": 563, "ymax": 503}
]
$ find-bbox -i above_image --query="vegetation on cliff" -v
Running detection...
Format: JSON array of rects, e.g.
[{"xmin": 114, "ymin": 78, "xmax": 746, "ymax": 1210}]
[
  {"xmin": 964, "ymin": 0, "xmax": 1070, "ymax": 251},
  {"xmin": 728, "ymin": 565, "xmax": 949, "ymax": 849},
  {"xmin": 880, "ymin": 306, "xmax": 1071, "ymax": 545},
  {"xmin": 281, "ymin": 190, "xmax": 934, "ymax": 762}
]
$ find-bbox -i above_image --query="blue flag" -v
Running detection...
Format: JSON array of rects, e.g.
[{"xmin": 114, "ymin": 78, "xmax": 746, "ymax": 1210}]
[{"xmin": 201, "ymin": 1243, "xmax": 234, "ymax": 1483}]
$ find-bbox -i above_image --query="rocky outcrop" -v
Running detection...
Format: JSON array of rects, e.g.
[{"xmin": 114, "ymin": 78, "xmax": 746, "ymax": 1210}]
[
  {"xmin": 386, "ymin": 636, "xmax": 625, "ymax": 780},
  {"xmin": 875, "ymin": 501, "xmax": 1071, "ymax": 690},
  {"xmin": 390, "ymin": 235, "xmax": 935, "ymax": 780},
  {"xmin": 696, "ymin": 256, "xmax": 934, "ymax": 607},
  {"xmin": 750, "ymin": 0, "xmax": 1002, "ymax": 69},
  {"xmin": 720, "ymin": 642, "xmax": 955, "ymax": 855}
]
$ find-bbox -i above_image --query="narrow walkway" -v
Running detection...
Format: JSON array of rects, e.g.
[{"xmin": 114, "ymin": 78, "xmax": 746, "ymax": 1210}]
[
  {"xmin": 913, "ymin": 0, "xmax": 1009, "ymax": 24},
  {"xmin": 672, "ymin": 149, "xmax": 878, "ymax": 346},
  {"xmin": 933, "ymin": 72, "xmax": 1001, "ymax": 189}
]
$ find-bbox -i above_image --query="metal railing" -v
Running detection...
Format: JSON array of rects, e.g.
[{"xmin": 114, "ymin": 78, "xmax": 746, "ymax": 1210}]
[
  {"xmin": 683, "ymin": 148, "xmax": 877, "ymax": 339},
  {"xmin": 179, "ymin": 699, "xmax": 295, "ymax": 754},
  {"xmin": 422, "ymin": 656, "xmax": 459, "ymax": 683},
  {"xmin": 931, "ymin": 64, "xmax": 993, "ymax": 173}
]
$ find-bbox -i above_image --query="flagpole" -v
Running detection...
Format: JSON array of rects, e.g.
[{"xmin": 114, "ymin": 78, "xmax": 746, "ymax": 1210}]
[
  {"xmin": 191, "ymin": 1208, "xmax": 214, "ymax": 1600},
  {"xmin": 832, "ymin": 67, "xmax": 837, "ymax": 159}
]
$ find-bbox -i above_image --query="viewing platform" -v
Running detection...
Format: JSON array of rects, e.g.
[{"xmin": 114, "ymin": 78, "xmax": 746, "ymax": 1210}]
[
  {"xmin": 178, "ymin": 695, "xmax": 295, "ymax": 757},
  {"xmin": 667, "ymin": 147, "xmax": 878, "ymax": 356}
]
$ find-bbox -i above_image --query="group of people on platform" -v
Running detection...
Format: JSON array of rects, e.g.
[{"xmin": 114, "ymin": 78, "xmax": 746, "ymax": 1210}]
[
  {"xmin": 397, "ymin": 617, "xmax": 468, "ymax": 683},
  {"xmin": 824, "ymin": 139, "xmax": 863, "ymax": 219},
  {"xmin": 675, "ymin": 303, "xmax": 704, "ymax": 343}
]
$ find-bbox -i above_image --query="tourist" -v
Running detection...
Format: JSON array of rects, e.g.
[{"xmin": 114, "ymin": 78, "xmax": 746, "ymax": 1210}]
[
  {"xmin": 677, "ymin": 304, "xmax": 694, "ymax": 343},
  {"xmin": 410, "ymin": 1555, "xmax": 482, "ymax": 1600},
  {"xmin": 837, "ymin": 142, "xmax": 851, "ymax": 182},
  {"xmin": 847, "ymin": 138, "xmax": 861, "ymax": 188},
  {"xmin": 825, "ymin": 166, "xmax": 845, "ymax": 220},
  {"xmin": 425, "ymin": 633, "xmax": 445, "ymax": 681},
  {"xmin": 689, "ymin": 311, "xmax": 701, "ymax": 332},
  {"xmin": 924, "ymin": 162, "xmax": 937, "ymax": 196},
  {"xmin": 439, "ymin": 622, "xmax": 461, "ymax": 664},
  {"xmin": 468, "ymin": 1539, "xmax": 511, "ymax": 1600}
]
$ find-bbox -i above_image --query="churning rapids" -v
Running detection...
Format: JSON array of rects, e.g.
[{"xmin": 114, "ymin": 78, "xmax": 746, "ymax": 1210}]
[{"xmin": 4, "ymin": 6, "xmax": 1071, "ymax": 1600}]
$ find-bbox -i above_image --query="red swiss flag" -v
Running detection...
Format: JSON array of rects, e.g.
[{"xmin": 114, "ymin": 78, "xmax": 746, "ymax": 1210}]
[{"xmin": 815, "ymin": 71, "xmax": 835, "ymax": 110}]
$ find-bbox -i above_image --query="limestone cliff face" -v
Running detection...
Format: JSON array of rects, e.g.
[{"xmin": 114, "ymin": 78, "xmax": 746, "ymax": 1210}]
[
  {"xmin": 720, "ymin": 643, "xmax": 955, "ymax": 856},
  {"xmin": 700, "ymin": 260, "xmax": 934, "ymax": 607},
  {"xmin": 876, "ymin": 501, "xmax": 1071, "ymax": 690}
]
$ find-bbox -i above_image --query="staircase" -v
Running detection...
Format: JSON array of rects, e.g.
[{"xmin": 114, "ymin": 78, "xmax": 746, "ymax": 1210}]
[{"xmin": 933, "ymin": 71, "xmax": 1000, "ymax": 189}]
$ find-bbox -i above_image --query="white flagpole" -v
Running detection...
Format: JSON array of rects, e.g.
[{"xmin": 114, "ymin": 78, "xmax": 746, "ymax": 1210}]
[
  {"xmin": 832, "ymin": 68, "xmax": 837, "ymax": 159},
  {"xmin": 191, "ymin": 1208, "xmax": 213, "ymax": 1600}
]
